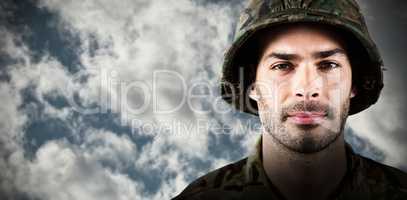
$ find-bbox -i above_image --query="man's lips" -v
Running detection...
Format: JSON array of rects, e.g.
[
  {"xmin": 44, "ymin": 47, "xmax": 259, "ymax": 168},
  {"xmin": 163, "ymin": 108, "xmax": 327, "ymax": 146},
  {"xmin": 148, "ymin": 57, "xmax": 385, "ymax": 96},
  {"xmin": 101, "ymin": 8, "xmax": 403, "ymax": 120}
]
[{"xmin": 286, "ymin": 112, "xmax": 327, "ymax": 125}]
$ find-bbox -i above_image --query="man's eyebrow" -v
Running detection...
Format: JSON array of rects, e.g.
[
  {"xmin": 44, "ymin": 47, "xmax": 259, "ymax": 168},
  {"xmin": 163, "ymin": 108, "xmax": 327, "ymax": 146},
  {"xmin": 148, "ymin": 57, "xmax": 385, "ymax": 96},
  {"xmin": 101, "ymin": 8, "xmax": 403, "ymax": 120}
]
[
  {"xmin": 313, "ymin": 48, "xmax": 346, "ymax": 59},
  {"xmin": 265, "ymin": 52, "xmax": 301, "ymax": 60},
  {"xmin": 264, "ymin": 48, "xmax": 346, "ymax": 61}
]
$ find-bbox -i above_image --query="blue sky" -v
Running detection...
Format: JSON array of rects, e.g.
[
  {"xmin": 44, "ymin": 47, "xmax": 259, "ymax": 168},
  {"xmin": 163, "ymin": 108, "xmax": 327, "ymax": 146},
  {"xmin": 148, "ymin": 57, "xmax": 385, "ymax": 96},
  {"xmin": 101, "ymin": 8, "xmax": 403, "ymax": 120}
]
[{"xmin": 0, "ymin": 0, "xmax": 406, "ymax": 199}]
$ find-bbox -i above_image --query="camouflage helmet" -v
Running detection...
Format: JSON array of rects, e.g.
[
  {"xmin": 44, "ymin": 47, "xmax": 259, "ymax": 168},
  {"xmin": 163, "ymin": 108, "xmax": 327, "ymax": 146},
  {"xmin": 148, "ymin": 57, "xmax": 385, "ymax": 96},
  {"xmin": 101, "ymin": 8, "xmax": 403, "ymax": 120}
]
[{"xmin": 220, "ymin": 0, "xmax": 384, "ymax": 115}]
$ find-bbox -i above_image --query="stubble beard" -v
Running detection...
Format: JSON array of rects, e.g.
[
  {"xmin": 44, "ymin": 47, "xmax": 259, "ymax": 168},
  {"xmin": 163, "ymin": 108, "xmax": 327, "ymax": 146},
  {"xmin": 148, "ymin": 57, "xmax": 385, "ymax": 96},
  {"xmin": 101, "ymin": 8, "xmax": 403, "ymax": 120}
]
[{"xmin": 259, "ymin": 100, "xmax": 350, "ymax": 154}]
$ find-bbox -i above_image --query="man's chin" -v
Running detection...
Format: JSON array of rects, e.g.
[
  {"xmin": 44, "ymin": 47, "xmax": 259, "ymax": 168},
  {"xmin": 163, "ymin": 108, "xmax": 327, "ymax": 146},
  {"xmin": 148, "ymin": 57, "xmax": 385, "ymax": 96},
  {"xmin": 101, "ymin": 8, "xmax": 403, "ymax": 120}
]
[
  {"xmin": 273, "ymin": 125, "xmax": 341, "ymax": 154},
  {"xmin": 288, "ymin": 144, "xmax": 326, "ymax": 154}
]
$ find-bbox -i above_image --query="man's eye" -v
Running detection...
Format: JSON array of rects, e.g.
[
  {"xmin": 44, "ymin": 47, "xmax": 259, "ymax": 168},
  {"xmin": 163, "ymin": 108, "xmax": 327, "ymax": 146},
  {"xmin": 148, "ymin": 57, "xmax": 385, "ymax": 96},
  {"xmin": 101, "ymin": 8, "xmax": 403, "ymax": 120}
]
[
  {"xmin": 271, "ymin": 63, "xmax": 293, "ymax": 71},
  {"xmin": 318, "ymin": 61, "xmax": 340, "ymax": 70}
]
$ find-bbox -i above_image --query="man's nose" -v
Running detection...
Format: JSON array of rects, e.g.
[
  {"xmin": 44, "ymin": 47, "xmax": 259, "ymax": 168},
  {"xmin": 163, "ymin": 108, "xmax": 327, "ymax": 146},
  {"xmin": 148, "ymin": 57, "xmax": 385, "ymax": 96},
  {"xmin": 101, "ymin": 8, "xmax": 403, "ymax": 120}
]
[{"xmin": 292, "ymin": 64, "xmax": 323, "ymax": 100}]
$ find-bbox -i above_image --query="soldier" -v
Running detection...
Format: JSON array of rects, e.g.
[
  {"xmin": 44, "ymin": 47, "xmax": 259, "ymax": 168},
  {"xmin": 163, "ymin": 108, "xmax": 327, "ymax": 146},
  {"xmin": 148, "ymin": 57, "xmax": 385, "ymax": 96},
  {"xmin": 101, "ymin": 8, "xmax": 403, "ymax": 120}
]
[{"xmin": 172, "ymin": 0, "xmax": 407, "ymax": 199}]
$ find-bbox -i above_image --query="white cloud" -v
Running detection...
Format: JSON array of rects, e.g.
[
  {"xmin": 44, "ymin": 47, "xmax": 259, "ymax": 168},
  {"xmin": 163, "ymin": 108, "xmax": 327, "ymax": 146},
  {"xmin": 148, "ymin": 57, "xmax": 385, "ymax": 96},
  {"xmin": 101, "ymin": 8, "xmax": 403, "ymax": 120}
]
[
  {"xmin": 14, "ymin": 141, "xmax": 143, "ymax": 200},
  {"xmin": 82, "ymin": 129, "xmax": 138, "ymax": 170},
  {"xmin": 0, "ymin": 28, "xmax": 30, "ymax": 199}
]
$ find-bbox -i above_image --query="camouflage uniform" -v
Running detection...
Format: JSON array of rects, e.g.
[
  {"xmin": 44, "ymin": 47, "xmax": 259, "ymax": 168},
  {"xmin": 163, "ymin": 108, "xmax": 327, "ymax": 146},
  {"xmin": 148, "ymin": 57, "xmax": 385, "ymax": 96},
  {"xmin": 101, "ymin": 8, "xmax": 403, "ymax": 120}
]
[
  {"xmin": 172, "ymin": 136, "xmax": 407, "ymax": 200},
  {"xmin": 173, "ymin": 0, "xmax": 407, "ymax": 199}
]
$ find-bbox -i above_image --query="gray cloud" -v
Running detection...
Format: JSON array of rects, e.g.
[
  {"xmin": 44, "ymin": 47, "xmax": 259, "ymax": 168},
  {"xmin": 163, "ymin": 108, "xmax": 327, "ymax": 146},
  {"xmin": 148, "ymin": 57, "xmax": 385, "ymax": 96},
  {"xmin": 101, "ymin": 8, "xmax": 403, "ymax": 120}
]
[
  {"xmin": 0, "ymin": 0, "xmax": 243, "ymax": 199},
  {"xmin": 346, "ymin": 0, "xmax": 407, "ymax": 170}
]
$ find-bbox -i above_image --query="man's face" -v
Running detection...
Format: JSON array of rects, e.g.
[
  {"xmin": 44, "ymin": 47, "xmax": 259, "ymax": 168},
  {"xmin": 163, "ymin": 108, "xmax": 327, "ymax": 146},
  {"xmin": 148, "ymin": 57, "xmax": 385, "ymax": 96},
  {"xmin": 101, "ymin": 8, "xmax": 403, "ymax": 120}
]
[{"xmin": 251, "ymin": 24, "xmax": 355, "ymax": 153}]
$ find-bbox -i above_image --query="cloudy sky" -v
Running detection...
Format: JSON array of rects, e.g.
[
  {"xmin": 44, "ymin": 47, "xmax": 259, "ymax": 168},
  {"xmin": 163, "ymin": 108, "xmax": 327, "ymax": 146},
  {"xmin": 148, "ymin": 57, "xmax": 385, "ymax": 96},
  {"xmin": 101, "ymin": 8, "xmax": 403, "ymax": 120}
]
[{"xmin": 0, "ymin": 0, "xmax": 406, "ymax": 199}]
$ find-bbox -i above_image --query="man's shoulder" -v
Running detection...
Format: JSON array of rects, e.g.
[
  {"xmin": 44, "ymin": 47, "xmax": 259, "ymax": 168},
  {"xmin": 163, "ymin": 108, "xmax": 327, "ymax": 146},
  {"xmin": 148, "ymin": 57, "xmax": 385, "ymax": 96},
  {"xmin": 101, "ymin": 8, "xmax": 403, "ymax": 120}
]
[
  {"xmin": 172, "ymin": 157, "xmax": 249, "ymax": 200},
  {"xmin": 354, "ymin": 154, "xmax": 407, "ymax": 194}
]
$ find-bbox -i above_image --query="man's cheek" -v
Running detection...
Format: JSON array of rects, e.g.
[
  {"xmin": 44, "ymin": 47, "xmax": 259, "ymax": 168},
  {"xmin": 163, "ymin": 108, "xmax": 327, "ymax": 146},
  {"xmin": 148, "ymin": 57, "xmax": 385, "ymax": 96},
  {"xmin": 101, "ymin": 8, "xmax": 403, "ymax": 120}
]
[
  {"xmin": 327, "ymin": 81, "xmax": 349, "ymax": 106},
  {"xmin": 275, "ymin": 83, "xmax": 290, "ymax": 110}
]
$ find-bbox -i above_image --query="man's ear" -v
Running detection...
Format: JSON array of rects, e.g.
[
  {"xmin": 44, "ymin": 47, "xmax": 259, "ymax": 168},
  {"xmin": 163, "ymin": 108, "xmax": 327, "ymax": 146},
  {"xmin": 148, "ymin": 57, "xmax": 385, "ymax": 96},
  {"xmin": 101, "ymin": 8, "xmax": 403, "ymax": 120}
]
[
  {"xmin": 350, "ymin": 87, "xmax": 357, "ymax": 98},
  {"xmin": 249, "ymin": 87, "xmax": 259, "ymax": 101}
]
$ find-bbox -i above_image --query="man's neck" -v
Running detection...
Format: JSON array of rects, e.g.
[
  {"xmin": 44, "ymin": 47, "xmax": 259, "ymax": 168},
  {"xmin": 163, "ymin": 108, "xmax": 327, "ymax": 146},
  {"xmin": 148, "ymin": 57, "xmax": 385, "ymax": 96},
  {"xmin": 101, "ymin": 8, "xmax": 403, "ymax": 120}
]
[{"xmin": 262, "ymin": 132, "xmax": 347, "ymax": 200}]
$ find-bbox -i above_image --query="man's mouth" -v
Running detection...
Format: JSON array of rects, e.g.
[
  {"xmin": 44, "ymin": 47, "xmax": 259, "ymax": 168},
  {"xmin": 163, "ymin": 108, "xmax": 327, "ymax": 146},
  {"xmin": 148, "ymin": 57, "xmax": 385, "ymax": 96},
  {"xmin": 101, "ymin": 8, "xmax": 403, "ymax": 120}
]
[{"xmin": 286, "ymin": 111, "xmax": 327, "ymax": 125}]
